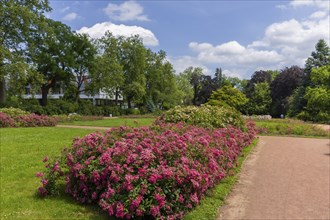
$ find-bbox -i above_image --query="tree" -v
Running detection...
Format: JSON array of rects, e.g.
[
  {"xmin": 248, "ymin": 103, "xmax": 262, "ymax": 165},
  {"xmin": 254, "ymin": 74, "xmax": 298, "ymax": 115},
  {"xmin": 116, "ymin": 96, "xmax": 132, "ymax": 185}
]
[
  {"xmin": 207, "ymin": 85, "xmax": 248, "ymax": 112},
  {"xmin": 29, "ymin": 19, "xmax": 73, "ymax": 106},
  {"xmin": 92, "ymin": 32, "xmax": 124, "ymax": 105},
  {"xmin": 302, "ymin": 65, "xmax": 330, "ymax": 122},
  {"xmin": 68, "ymin": 33, "xmax": 97, "ymax": 102},
  {"xmin": 195, "ymin": 75, "xmax": 217, "ymax": 105},
  {"xmin": 246, "ymin": 70, "xmax": 272, "ymax": 98},
  {"xmin": 144, "ymin": 50, "xmax": 181, "ymax": 110},
  {"xmin": 245, "ymin": 82, "xmax": 271, "ymax": 115},
  {"xmin": 119, "ymin": 35, "xmax": 147, "ymax": 108},
  {"xmin": 305, "ymin": 39, "xmax": 330, "ymax": 77},
  {"xmin": 0, "ymin": 0, "xmax": 51, "ymax": 104},
  {"xmin": 270, "ymin": 66, "xmax": 304, "ymax": 117},
  {"xmin": 176, "ymin": 73, "xmax": 193, "ymax": 105}
]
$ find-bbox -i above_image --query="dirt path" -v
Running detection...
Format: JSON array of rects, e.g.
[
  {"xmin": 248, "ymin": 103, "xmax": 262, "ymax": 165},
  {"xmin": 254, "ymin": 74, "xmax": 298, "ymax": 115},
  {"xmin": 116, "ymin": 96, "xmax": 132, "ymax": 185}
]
[{"xmin": 218, "ymin": 136, "xmax": 330, "ymax": 220}]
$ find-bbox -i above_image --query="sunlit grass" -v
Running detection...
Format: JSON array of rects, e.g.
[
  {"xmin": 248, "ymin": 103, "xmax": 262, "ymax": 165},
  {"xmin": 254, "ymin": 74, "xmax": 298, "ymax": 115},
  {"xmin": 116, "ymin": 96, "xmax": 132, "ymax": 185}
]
[
  {"xmin": 0, "ymin": 127, "xmax": 109, "ymax": 219},
  {"xmin": 59, "ymin": 117, "xmax": 155, "ymax": 127}
]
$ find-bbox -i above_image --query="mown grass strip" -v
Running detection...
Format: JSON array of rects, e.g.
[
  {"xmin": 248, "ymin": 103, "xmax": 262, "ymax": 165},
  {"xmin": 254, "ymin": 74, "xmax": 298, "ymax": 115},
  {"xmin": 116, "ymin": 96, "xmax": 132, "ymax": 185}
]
[
  {"xmin": 59, "ymin": 117, "xmax": 155, "ymax": 127},
  {"xmin": 184, "ymin": 139, "xmax": 258, "ymax": 220}
]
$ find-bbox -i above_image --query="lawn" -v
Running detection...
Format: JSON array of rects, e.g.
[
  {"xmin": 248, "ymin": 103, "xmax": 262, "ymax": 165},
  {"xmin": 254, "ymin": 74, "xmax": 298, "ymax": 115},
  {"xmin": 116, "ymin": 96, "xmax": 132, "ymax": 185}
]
[
  {"xmin": 254, "ymin": 119, "xmax": 328, "ymax": 137},
  {"xmin": 0, "ymin": 127, "xmax": 109, "ymax": 219},
  {"xmin": 1, "ymin": 125, "xmax": 257, "ymax": 219},
  {"xmin": 59, "ymin": 117, "xmax": 155, "ymax": 127}
]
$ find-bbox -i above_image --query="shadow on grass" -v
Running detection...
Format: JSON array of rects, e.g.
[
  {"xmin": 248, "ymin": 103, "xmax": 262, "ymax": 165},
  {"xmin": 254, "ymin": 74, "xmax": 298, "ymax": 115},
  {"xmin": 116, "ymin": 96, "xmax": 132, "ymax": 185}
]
[{"xmin": 33, "ymin": 184, "xmax": 111, "ymax": 220}]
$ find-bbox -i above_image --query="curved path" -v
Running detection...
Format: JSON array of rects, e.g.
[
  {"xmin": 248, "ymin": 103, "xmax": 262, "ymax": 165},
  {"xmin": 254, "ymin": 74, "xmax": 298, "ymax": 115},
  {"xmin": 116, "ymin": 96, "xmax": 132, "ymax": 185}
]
[{"xmin": 218, "ymin": 136, "xmax": 330, "ymax": 220}]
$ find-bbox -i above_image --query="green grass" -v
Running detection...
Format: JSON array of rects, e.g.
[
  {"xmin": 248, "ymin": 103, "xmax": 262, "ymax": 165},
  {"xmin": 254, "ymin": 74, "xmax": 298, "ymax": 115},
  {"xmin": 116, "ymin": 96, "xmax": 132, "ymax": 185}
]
[
  {"xmin": 255, "ymin": 119, "xmax": 328, "ymax": 138},
  {"xmin": 60, "ymin": 117, "xmax": 155, "ymax": 127},
  {"xmin": 0, "ymin": 127, "xmax": 109, "ymax": 219},
  {"xmin": 183, "ymin": 139, "xmax": 258, "ymax": 220},
  {"xmin": 1, "ymin": 125, "xmax": 257, "ymax": 219}
]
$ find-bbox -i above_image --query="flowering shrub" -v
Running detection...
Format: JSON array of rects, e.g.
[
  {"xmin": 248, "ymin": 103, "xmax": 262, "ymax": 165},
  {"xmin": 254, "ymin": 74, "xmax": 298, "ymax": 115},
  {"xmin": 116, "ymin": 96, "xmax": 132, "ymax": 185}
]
[
  {"xmin": 0, "ymin": 112, "xmax": 57, "ymax": 128},
  {"xmin": 158, "ymin": 105, "xmax": 244, "ymax": 129},
  {"xmin": 37, "ymin": 122, "xmax": 256, "ymax": 219},
  {"xmin": 0, "ymin": 107, "xmax": 30, "ymax": 117},
  {"xmin": 0, "ymin": 112, "xmax": 16, "ymax": 127}
]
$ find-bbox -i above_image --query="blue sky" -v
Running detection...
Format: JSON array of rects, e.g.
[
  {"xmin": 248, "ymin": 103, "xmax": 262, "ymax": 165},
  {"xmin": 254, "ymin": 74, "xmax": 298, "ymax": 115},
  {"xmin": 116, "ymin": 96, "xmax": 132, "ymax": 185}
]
[{"xmin": 48, "ymin": 0, "xmax": 330, "ymax": 78}]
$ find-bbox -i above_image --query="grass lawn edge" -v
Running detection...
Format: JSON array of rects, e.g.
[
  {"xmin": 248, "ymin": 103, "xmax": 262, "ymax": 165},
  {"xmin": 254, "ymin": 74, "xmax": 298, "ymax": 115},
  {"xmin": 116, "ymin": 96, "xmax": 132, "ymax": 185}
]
[{"xmin": 183, "ymin": 138, "xmax": 259, "ymax": 220}]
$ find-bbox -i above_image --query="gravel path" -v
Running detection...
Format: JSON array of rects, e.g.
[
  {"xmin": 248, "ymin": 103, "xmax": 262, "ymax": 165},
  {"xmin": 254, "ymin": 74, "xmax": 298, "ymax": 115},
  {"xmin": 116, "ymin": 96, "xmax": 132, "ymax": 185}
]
[{"xmin": 218, "ymin": 136, "xmax": 330, "ymax": 220}]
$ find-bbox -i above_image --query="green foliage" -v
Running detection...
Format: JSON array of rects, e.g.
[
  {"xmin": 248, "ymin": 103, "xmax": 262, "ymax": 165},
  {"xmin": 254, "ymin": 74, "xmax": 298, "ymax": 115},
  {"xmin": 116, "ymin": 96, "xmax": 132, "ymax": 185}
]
[
  {"xmin": 255, "ymin": 119, "xmax": 328, "ymax": 137},
  {"xmin": 305, "ymin": 39, "xmax": 330, "ymax": 75},
  {"xmin": 245, "ymin": 82, "xmax": 271, "ymax": 115},
  {"xmin": 1, "ymin": 127, "xmax": 108, "ymax": 219},
  {"xmin": 159, "ymin": 105, "xmax": 245, "ymax": 129},
  {"xmin": 0, "ymin": 107, "xmax": 30, "ymax": 117},
  {"xmin": 207, "ymin": 85, "xmax": 248, "ymax": 112}
]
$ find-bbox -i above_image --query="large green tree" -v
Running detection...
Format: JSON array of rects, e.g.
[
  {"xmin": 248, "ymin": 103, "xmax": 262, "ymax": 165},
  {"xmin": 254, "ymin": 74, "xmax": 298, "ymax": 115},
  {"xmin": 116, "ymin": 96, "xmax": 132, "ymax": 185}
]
[
  {"xmin": 68, "ymin": 33, "xmax": 97, "ymax": 102},
  {"xmin": 29, "ymin": 19, "xmax": 73, "ymax": 106},
  {"xmin": 0, "ymin": 0, "xmax": 51, "ymax": 104},
  {"xmin": 207, "ymin": 85, "xmax": 248, "ymax": 112},
  {"xmin": 91, "ymin": 32, "xmax": 124, "ymax": 105},
  {"xmin": 245, "ymin": 82, "xmax": 271, "ymax": 115},
  {"xmin": 270, "ymin": 66, "xmax": 304, "ymax": 117},
  {"xmin": 119, "ymin": 35, "xmax": 146, "ymax": 108}
]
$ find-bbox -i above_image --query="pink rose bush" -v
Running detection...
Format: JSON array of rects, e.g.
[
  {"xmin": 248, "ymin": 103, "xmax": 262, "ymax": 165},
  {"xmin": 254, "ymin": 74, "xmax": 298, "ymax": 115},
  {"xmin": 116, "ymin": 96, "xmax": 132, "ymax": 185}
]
[
  {"xmin": 37, "ymin": 121, "xmax": 256, "ymax": 219},
  {"xmin": 0, "ymin": 112, "xmax": 57, "ymax": 128}
]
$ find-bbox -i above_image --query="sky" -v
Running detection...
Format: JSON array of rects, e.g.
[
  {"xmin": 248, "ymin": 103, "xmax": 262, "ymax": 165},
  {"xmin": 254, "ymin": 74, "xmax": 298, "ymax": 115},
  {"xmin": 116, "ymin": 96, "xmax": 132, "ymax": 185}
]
[{"xmin": 48, "ymin": 0, "xmax": 330, "ymax": 79}]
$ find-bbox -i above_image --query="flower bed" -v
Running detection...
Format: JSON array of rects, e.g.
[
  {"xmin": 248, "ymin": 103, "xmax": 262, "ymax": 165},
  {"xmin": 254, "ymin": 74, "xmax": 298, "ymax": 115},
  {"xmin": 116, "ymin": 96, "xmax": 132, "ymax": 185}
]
[
  {"xmin": 0, "ymin": 112, "xmax": 57, "ymax": 128},
  {"xmin": 37, "ymin": 121, "xmax": 256, "ymax": 219}
]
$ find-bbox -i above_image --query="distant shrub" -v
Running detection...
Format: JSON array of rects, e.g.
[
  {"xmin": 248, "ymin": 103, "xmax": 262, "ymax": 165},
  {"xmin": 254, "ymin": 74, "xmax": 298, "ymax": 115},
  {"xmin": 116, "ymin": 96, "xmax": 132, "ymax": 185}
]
[
  {"xmin": 158, "ymin": 105, "xmax": 244, "ymax": 129},
  {"xmin": 0, "ymin": 107, "xmax": 30, "ymax": 117},
  {"xmin": 0, "ymin": 113, "xmax": 57, "ymax": 128},
  {"xmin": 125, "ymin": 108, "xmax": 140, "ymax": 115},
  {"xmin": 0, "ymin": 112, "xmax": 16, "ymax": 127},
  {"xmin": 243, "ymin": 115, "xmax": 272, "ymax": 120}
]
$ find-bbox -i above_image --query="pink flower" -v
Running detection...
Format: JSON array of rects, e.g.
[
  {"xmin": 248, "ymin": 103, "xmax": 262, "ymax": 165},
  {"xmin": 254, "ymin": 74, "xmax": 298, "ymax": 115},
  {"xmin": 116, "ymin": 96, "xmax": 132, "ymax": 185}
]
[
  {"xmin": 35, "ymin": 172, "xmax": 43, "ymax": 177},
  {"xmin": 115, "ymin": 202, "xmax": 125, "ymax": 218},
  {"xmin": 190, "ymin": 192, "xmax": 199, "ymax": 205},
  {"xmin": 150, "ymin": 205, "xmax": 160, "ymax": 217},
  {"xmin": 42, "ymin": 156, "xmax": 49, "ymax": 163}
]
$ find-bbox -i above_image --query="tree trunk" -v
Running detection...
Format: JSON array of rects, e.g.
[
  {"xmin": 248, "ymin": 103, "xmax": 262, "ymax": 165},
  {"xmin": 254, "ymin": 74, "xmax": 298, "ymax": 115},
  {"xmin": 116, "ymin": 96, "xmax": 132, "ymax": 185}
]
[
  {"xmin": 0, "ymin": 78, "xmax": 6, "ymax": 105},
  {"xmin": 115, "ymin": 88, "xmax": 119, "ymax": 106},
  {"xmin": 41, "ymin": 86, "xmax": 49, "ymax": 106},
  {"xmin": 127, "ymin": 97, "xmax": 131, "ymax": 109}
]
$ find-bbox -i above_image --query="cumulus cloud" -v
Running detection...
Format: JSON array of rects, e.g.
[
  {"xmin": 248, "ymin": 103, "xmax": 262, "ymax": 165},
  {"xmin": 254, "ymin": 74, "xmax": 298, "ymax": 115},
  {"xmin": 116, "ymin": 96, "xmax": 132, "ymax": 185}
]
[
  {"xmin": 77, "ymin": 22, "xmax": 159, "ymax": 46},
  {"xmin": 62, "ymin": 12, "xmax": 78, "ymax": 21},
  {"xmin": 168, "ymin": 56, "xmax": 211, "ymax": 75},
  {"xmin": 103, "ymin": 1, "xmax": 149, "ymax": 21},
  {"xmin": 170, "ymin": 0, "xmax": 329, "ymax": 78}
]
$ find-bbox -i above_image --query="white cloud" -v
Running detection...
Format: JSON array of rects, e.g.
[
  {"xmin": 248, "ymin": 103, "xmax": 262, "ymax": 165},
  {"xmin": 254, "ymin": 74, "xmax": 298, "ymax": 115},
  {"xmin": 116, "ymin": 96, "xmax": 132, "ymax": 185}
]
[
  {"xmin": 77, "ymin": 22, "xmax": 159, "ymax": 46},
  {"xmin": 309, "ymin": 11, "xmax": 327, "ymax": 19},
  {"xmin": 60, "ymin": 6, "xmax": 70, "ymax": 13},
  {"xmin": 103, "ymin": 1, "xmax": 149, "ymax": 22},
  {"xmin": 172, "ymin": 1, "xmax": 329, "ymax": 78},
  {"xmin": 168, "ymin": 56, "xmax": 211, "ymax": 75},
  {"xmin": 62, "ymin": 12, "xmax": 78, "ymax": 21},
  {"xmin": 289, "ymin": 0, "xmax": 329, "ymax": 10}
]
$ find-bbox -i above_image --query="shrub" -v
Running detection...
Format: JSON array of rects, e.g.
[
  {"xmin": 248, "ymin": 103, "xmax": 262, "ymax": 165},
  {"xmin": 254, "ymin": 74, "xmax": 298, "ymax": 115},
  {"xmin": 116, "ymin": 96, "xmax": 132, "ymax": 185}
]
[
  {"xmin": 125, "ymin": 108, "xmax": 141, "ymax": 115},
  {"xmin": 0, "ymin": 112, "xmax": 58, "ymax": 128},
  {"xmin": 0, "ymin": 107, "xmax": 30, "ymax": 117},
  {"xmin": 37, "ymin": 122, "xmax": 256, "ymax": 219},
  {"xmin": 0, "ymin": 112, "xmax": 16, "ymax": 127},
  {"xmin": 158, "ymin": 105, "xmax": 244, "ymax": 129},
  {"xmin": 14, "ymin": 114, "xmax": 58, "ymax": 127}
]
